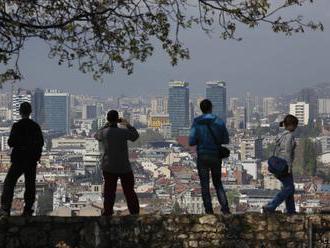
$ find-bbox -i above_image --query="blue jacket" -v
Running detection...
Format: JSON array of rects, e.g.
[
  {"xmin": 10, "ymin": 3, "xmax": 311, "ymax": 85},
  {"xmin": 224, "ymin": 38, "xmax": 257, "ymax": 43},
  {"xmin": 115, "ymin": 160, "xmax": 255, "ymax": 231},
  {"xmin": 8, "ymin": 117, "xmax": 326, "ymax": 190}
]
[{"xmin": 189, "ymin": 114, "xmax": 229, "ymax": 156}]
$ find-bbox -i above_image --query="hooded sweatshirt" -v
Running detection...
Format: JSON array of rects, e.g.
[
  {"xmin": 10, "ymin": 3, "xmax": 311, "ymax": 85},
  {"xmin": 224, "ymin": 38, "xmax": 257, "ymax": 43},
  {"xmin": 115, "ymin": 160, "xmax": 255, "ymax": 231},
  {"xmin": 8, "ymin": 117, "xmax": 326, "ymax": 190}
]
[{"xmin": 189, "ymin": 114, "xmax": 229, "ymax": 157}]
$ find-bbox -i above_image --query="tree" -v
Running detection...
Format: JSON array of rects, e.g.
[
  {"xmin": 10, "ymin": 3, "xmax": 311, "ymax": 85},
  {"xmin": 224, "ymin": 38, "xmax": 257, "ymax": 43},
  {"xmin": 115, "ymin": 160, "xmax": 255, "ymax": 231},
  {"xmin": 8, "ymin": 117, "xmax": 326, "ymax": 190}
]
[
  {"xmin": 293, "ymin": 138, "xmax": 317, "ymax": 176},
  {"xmin": 0, "ymin": 0, "xmax": 323, "ymax": 82}
]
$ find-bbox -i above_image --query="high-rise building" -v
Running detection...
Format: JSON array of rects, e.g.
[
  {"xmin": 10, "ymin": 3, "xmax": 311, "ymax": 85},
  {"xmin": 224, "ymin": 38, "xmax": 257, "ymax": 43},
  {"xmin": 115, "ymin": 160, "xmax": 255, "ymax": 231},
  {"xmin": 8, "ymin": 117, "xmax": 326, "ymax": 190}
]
[
  {"xmin": 44, "ymin": 90, "xmax": 70, "ymax": 135},
  {"xmin": 298, "ymin": 88, "xmax": 318, "ymax": 121},
  {"xmin": 318, "ymin": 98, "xmax": 330, "ymax": 116},
  {"xmin": 289, "ymin": 102, "xmax": 310, "ymax": 126},
  {"xmin": 32, "ymin": 88, "xmax": 45, "ymax": 126},
  {"xmin": 229, "ymin": 97, "xmax": 240, "ymax": 112},
  {"xmin": 240, "ymin": 137, "xmax": 263, "ymax": 160},
  {"xmin": 12, "ymin": 89, "xmax": 32, "ymax": 122},
  {"xmin": 262, "ymin": 97, "xmax": 276, "ymax": 117},
  {"xmin": 0, "ymin": 93, "xmax": 10, "ymax": 108},
  {"xmin": 168, "ymin": 81, "xmax": 189, "ymax": 137},
  {"xmin": 205, "ymin": 81, "xmax": 226, "ymax": 122},
  {"xmin": 82, "ymin": 105, "xmax": 97, "ymax": 119},
  {"xmin": 150, "ymin": 96, "xmax": 168, "ymax": 114},
  {"xmin": 245, "ymin": 92, "xmax": 253, "ymax": 124}
]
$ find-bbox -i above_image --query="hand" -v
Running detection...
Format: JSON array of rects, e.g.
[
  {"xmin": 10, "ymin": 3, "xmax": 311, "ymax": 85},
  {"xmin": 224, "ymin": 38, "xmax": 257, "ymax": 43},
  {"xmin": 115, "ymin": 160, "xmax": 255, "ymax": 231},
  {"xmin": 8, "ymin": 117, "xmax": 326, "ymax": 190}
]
[{"xmin": 120, "ymin": 118, "xmax": 130, "ymax": 127}]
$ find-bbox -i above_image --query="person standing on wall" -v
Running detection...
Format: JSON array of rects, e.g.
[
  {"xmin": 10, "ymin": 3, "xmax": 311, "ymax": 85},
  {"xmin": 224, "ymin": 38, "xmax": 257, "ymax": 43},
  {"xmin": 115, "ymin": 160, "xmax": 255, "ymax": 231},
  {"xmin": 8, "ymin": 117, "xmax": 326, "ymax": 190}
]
[
  {"xmin": 0, "ymin": 102, "xmax": 44, "ymax": 217},
  {"xmin": 95, "ymin": 110, "xmax": 140, "ymax": 216},
  {"xmin": 189, "ymin": 99, "xmax": 231, "ymax": 215},
  {"xmin": 263, "ymin": 114, "xmax": 298, "ymax": 214}
]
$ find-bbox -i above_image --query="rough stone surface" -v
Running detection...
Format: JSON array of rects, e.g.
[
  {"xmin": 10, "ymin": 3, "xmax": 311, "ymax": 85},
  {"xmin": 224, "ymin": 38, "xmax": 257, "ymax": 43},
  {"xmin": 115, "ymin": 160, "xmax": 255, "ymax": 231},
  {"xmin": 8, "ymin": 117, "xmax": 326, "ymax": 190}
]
[{"xmin": 0, "ymin": 214, "xmax": 329, "ymax": 247}]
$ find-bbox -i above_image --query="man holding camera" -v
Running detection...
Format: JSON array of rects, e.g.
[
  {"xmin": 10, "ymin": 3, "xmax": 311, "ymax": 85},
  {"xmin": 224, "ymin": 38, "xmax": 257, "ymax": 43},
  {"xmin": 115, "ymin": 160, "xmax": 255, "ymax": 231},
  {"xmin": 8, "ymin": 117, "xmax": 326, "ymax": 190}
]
[{"xmin": 95, "ymin": 110, "xmax": 140, "ymax": 216}]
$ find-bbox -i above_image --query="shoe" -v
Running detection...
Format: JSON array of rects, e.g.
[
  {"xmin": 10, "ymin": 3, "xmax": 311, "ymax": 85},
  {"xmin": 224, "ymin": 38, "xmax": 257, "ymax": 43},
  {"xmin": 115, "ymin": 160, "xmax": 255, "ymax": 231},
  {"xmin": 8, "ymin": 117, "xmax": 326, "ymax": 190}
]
[
  {"xmin": 262, "ymin": 206, "xmax": 275, "ymax": 214},
  {"xmin": 0, "ymin": 208, "xmax": 9, "ymax": 219}
]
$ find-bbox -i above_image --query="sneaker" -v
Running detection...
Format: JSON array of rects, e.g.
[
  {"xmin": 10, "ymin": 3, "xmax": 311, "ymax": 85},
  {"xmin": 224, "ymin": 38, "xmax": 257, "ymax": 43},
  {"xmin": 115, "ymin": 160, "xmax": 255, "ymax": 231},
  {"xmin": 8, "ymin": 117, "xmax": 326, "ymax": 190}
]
[
  {"xmin": 262, "ymin": 206, "xmax": 275, "ymax": 214},
  {"xmin": 0, "ymin": 208, "xmax": 9, "ymax": 219}
]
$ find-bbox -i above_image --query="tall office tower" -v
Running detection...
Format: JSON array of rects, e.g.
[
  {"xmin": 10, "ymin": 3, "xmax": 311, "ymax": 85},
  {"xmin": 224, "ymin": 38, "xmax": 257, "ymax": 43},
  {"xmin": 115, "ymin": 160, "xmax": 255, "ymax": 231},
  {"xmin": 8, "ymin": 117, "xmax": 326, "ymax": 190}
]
[
  {"xmin": 318, "ymin": 98, "xmax": 330, "ymax": 116},
  {"xmin": 245, "ymin": 92, "xmax": 253, "ymax": 124},
  {"xmin": 150, "ymin": 96, "xmax": 168, "ymax": 114},
  {"xmin": 205, "ymin": 81, "xmax": 227, "ymax": 122},
  {"xmin": 240, "ymin": 137, "xmax": 263, "ymax": 160},
  {"xmin": 262, "ymin": 97, "xmax": 276, "ymax": 117},
  {"xmin": 229, "ymin": 97, "xmax": 240, "ymax": 112},
  {"xmin": 190, "ymin": 101, "xmax": 195, "ymax": 123},
  {"xmin": 168, "ymin": 81, "xmax": 189, "ymax": 137},
  {"xmin": 289, "ymin": 102, "xmax": 310, "ymax": 126},
  {"xmin": 44, "ymin": 90, "xmax": 70, "ymax": 135},
  {"xmin": 254, "ymin": 96, "xmax": 262, "ymax": 114},
  {"xmin": 32, "ymin": 88, "xmax": 45, "ymax": 126},
  {"xmin": 12, "ymin": 89, "xmax": 32, "ymax": 122},
  {"xmin": 82, "ymin": 105, "xmax": 97, "ymax": 119},
  {"xmin": 298, "ymin": 88, "xmax": 318, "ymax": 121}
]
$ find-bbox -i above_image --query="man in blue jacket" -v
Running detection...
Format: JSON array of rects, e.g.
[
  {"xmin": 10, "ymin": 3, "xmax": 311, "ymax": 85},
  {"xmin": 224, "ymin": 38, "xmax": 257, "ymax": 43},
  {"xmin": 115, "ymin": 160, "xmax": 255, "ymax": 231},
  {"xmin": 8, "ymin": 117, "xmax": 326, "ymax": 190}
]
[{"xmin": 189, "ymin": 99, "xmax": 230, "ymax": 214}]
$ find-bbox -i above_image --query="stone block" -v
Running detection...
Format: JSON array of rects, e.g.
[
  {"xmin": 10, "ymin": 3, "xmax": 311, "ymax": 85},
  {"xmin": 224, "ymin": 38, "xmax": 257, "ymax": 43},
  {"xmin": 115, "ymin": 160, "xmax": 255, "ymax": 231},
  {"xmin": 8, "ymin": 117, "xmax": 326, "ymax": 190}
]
[{"xmin": 199, "ymin": 215, "xmax": 218, "ymax": 225}]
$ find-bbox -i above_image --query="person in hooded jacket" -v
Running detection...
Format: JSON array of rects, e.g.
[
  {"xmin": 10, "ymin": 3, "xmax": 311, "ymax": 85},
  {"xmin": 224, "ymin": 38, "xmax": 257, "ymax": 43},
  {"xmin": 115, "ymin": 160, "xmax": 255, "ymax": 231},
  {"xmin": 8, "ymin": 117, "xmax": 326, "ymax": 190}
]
[{"xmin": 189, "ymin": 99, "xmax": 230, "ymax": 214}]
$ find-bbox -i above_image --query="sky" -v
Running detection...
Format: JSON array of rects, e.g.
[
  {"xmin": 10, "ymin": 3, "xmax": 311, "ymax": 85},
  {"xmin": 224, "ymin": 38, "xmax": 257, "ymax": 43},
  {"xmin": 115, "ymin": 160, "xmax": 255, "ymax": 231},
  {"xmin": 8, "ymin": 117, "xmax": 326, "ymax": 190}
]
[{"xmin": 2, "ymin": 0, "xmax": 330, "ymax": 98}]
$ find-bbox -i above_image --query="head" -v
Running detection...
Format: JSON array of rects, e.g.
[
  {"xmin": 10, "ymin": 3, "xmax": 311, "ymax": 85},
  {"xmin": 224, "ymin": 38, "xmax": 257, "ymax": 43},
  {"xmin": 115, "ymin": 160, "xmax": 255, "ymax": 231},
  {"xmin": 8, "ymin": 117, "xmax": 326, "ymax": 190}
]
[
  {"xmin": 200, "ymin": 99, "xmax": 213, "ymax": 114},
  {"xmin": 107, "ymin": 110, "xmax": 119, "ymax": 124},
  {"xmin": 19, "ymin": 102, "xmax": 32, "ymax": 118},
  {"xmin": 280, "ymin": 114, "xmax": 299, "ymax": 132}
]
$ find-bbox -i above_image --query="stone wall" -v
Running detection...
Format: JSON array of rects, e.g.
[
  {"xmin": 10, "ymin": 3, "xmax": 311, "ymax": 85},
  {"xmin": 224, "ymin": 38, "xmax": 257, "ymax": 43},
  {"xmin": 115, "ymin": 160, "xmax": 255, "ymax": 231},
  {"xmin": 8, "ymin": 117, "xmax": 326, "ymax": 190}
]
[{"xmin": 0, "ymin": 214, "xmax": 329, "ymax": 248}]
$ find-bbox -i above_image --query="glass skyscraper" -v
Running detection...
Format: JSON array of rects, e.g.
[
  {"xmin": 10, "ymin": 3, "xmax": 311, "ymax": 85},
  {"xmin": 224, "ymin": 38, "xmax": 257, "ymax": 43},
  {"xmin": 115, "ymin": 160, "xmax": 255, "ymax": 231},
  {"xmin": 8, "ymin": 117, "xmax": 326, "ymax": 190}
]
[
  {"xmin": 168, "ymin": 81, "xmax": 189, "ymax": 137},
  {"xmin": 206, "ymin": 81, "xmax": 227, "ymax": 123},
  {"xmin": 44, "ymin": 90, "xmax": 70, "ymax": 135},
  {"xmin": 32, "ymin": 88, "xmax": 45, "ymax": 126}
]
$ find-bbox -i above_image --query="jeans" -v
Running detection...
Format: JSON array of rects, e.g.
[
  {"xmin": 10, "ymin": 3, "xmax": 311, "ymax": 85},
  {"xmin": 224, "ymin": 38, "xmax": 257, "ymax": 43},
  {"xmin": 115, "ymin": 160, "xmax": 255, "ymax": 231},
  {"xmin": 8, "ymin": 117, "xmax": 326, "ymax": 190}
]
[
  {"xmin": 267, "ymin": 174, "xmax": 296, "ymax": 214},
  {"xmin": 197, "ymin": 155, "xmax": 230, "ymax": 214},
  {"xmin": 103, "ymin": 171, "xmax": 140, "ymax": 216},
  {"xmin": 1, "ymin": 162, "xmax": 37, "ymax": 214}
]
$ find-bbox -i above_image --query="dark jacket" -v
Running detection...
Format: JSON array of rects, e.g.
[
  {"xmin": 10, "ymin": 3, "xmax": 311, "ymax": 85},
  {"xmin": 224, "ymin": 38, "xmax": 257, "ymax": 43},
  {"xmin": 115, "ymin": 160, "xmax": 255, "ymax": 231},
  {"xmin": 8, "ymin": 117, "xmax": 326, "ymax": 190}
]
[
  {"xmin": 8, "ymin": 118, "xmax": 44, "ymax": 163},
  {"xmin": 95, "ymin": 124, "xmax": 139, "ymax": 174},
  {"xmin": 189, "ymin": 114, "xmax": 229, "ymax": 156}
]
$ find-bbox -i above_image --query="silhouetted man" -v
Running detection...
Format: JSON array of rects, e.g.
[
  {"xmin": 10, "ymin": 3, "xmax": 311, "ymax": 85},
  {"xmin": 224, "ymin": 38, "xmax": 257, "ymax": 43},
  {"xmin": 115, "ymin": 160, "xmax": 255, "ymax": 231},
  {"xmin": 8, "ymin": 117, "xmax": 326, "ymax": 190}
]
[
  {"xmin": 189, "ymin": 99, "xmax": 230, "ymax": 214},
  {"xmin": 95, "ymin": 110, "xmax": 140, "ymax": 216},
  {"xmin": 0, "ymin": 102, "xmax": 44, "ymax": 217}
]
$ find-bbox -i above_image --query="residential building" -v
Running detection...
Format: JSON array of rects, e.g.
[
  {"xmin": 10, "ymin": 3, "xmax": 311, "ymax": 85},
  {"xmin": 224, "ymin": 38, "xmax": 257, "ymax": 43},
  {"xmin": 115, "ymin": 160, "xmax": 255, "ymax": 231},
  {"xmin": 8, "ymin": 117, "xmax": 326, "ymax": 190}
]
[{"xmin": 289, "ymin": 102, "xmax": 310, "ymax": 126}]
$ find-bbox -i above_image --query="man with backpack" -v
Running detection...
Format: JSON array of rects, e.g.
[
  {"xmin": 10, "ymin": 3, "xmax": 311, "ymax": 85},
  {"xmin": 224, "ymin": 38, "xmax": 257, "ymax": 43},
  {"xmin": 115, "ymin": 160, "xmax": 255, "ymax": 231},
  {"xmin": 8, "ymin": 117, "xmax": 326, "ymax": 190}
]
[
  {"xmin": 189, "ymin": 99, "xmax": 230, "ymax": 214},
  {"xmin": 0, "ymin": 102, "xmax": 44, "ymax": 217}
]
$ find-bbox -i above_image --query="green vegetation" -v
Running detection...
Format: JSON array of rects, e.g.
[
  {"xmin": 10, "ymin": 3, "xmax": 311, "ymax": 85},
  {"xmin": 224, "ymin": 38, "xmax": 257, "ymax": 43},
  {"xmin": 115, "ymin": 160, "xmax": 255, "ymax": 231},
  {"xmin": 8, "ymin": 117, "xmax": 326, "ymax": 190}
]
[
  {"xmin": 226, "ymin": 189, "xmax": 240, "ymax": 208},
  {"xmin": 293, "ymin": 138, "xmax": 317, "ymax": 176}
]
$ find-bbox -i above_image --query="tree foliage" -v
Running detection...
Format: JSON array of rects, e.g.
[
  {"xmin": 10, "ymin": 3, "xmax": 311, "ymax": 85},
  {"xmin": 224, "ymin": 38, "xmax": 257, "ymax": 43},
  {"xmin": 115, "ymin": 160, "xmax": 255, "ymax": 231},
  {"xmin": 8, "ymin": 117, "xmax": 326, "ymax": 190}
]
[
  {"xmin": 293, "ymin": 138, "xmax": 317, "ymax": 176},
  {"xmin": 0, "ymin": 0, "xmax": 323, "ymax": 82}
]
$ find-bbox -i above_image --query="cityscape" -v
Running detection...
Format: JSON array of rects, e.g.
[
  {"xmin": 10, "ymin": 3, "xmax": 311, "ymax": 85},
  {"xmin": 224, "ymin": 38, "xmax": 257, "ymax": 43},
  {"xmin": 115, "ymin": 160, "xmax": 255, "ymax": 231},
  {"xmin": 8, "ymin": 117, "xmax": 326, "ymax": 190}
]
[{"xmin": 0, "ymin": 80, "xmax": 329, "ymax": 217}]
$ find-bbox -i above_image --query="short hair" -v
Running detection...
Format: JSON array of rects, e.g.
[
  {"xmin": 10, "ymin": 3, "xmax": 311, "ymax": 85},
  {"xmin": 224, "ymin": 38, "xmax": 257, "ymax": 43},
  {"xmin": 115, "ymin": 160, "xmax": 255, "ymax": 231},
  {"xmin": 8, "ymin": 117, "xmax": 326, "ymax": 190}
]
[
  {"xmin": 107, "ymin": 110, "xmax": 119, "ymax": 123},
  {"xmin": 19, "ymin": 102, "xmax": 32, "ymax": 116},
  {"xmin": 200, "ymin": 99, "xmax": 212, "ymax": 114},
  {"xmin": 280, "ymin": 114, "xmax": 299, "ymax": 128}
]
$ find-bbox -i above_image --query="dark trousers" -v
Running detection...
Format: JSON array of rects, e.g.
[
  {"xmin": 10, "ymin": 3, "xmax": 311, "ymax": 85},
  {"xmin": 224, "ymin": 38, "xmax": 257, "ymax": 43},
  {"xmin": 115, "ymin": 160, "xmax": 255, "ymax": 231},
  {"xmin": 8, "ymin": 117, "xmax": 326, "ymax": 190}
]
[
  {"xmin": 197, "ymin": 155, "xmax": 230, "ymax": 214},
  {"xmin": 267, "ymin": 174, "xmax": 296, "ymax": 214},
  {"xmin": 1, "ymin": 162, "xmax": 37, "ymax": 214},
  {"xmin": 103, "ymin": 171, "xmax": 140, "ymax": 216}
]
